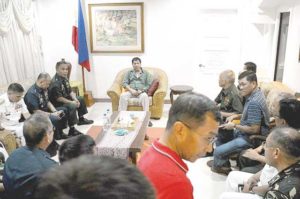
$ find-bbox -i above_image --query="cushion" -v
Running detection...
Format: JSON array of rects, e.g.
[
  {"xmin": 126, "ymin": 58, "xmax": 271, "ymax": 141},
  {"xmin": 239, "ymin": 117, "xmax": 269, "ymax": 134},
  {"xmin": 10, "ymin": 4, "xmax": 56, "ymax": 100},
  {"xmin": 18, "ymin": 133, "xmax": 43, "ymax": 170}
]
[{"xmin": 147, "ymin": 79, "xmax": 159, "ymax": 96}]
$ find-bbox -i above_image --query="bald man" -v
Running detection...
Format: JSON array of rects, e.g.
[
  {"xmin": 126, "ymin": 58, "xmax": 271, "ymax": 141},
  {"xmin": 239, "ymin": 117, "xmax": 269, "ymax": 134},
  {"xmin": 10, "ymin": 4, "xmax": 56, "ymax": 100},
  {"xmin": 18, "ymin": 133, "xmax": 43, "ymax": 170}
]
[
  {"xmin": 214, "ymin": 70, "xmax": 244, "ymax": 146},
  {"xmin": 215, "ymin": 70, "xmax": 243, "ymax": 119}
]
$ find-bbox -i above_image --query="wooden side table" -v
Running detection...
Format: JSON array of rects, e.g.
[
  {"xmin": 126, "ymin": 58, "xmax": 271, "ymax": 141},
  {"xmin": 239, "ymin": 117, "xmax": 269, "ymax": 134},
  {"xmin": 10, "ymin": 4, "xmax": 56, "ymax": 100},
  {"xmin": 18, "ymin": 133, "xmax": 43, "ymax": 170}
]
[{"xmin": 170, "ymin": 85, "xmax": 194, "ymax": 104}]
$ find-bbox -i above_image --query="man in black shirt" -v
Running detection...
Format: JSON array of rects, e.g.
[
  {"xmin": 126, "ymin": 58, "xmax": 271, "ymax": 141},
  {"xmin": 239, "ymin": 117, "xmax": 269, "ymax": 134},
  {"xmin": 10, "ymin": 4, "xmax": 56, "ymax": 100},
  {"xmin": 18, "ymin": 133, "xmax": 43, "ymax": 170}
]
[
  {"xmin": 49, "ymin": 59, "xmax": 93, "ymax": 136},
  {"xmin": 24, "ymin": 73, "xmax": 68, "ymax": 140}
]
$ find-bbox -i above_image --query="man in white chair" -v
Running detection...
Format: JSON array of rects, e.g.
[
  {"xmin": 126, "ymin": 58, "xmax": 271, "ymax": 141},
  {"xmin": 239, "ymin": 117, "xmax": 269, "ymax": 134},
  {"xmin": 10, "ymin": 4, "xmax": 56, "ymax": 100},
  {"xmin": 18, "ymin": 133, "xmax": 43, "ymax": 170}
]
[{"xmin": 118, "ymin": 57, "xmax": 153, "ymax": 126}]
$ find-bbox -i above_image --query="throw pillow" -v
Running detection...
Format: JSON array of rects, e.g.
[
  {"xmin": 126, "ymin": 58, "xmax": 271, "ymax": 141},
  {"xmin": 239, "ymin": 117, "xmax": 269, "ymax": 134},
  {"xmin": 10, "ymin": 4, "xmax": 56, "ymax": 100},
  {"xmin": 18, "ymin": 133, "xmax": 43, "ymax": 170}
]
[{"xmin": 147, "ymin": 79, "xmax": 159, "ymax": 96}]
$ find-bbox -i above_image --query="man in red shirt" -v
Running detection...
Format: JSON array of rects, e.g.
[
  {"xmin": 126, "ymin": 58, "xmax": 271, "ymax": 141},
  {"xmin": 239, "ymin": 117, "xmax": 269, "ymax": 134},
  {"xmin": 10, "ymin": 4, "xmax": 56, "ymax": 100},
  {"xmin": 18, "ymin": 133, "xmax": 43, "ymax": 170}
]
[{"xmin": 138, "ymin": 92, "xmax": 220, "ymax": 199}]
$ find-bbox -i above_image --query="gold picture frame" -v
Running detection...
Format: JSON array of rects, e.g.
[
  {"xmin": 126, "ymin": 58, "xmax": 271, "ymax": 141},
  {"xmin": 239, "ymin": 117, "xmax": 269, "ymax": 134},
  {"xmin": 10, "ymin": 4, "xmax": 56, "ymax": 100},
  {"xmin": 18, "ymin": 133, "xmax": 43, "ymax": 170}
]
[{"xmin": 88, "ymin": 2, "xmax": 144, "ymax": 53}]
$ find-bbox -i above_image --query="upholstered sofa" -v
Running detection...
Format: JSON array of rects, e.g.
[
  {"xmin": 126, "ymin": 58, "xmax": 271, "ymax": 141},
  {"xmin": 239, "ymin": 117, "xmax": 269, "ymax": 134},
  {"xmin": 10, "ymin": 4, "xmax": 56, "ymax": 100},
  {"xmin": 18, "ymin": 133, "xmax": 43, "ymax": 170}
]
[
  {"xmin": 259, "ymin": 81, "xmax": 295, "ymax": 116},
  {"xmin": 107, "ymin": 67, "xmax": 168, "ymax": 119}
]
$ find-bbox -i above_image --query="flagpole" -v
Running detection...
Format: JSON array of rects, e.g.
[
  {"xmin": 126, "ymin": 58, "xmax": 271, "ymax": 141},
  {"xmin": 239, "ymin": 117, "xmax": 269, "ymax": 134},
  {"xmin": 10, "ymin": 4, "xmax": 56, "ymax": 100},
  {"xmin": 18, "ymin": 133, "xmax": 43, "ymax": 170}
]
[
  {"xmin": 75, "ymin": 0, "xmax": 94, "ymax": 107},
  {"xmin": 81, "ymin": 66, "xmax": 86, "ymax": 93}
]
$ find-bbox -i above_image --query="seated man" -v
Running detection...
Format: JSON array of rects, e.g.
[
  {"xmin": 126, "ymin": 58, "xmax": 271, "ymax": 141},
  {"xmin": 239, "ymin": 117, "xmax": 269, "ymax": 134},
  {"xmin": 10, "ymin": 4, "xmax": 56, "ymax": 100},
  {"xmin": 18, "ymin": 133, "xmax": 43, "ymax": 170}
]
[
  {"xmin": 24, "ymin": 73, "xmax": 68, "ymax": 140},
  {"xmin": 34, "ymin": 155, "xmax": 155, "ymax": 199},
  {"xmin": 220, "ymin": 128, "xmax": 300, "ymax": 199},
  {"xmin": 138, "ymin": 92, "xmax": 220, "ymax": 199},
  {"xmin": 118, "ymin": 57, "xmax": 153, "ymax": 126},
  {"xmin": 215, "ymin": 70, "xmax": 243, "ymax": 144},
  {"xmin": 0, "ymin": 83, "xmax": 30, "ymax": 145},
  {"xmin": 49, "ymin": 59, "xmax": 93, "ymax": 136},
  {"xmin": 210, "ymin": 71, "xmax": 269, "ymax": 175},
  {"xmin": 263, "ymin": 127, "xmax": 300, "ymax": 199},
  {"xmin": 219, "ymin": 99, "xmax": 300, "ymax": 199},
  {"xmin": 237, "ymin": 92, "xmax": 295, "ymax": 174},
  {"xmin": 3, "ymin": 112, "xmax": 58, "ymax": 199},
  {"xmin": 58, "ymin": 134, "xmax": 95, "ymax": 164}
]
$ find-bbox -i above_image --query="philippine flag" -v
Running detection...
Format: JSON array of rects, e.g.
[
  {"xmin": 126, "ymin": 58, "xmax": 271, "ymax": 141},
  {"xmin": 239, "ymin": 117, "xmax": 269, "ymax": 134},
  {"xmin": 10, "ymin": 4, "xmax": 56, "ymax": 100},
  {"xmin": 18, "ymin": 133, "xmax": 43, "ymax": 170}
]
[{"xmin": 72, "ymin": 0, "xmax": 91, "ymax": 72}]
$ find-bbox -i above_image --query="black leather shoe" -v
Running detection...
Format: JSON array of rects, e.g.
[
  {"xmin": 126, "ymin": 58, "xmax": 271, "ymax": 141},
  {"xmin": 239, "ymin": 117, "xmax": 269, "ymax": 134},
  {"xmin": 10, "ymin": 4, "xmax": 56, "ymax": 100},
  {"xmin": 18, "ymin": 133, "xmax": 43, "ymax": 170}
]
[
  {"xmin": 54, "ymin": 133, "xmax": 69, "ymax": 140},
  {"xmin": 211, "ymin": 166, "xmax": 232, "ymax": 175},
  {"xmin": 54, "ymin": 130, "xmax": 69, "ymax": 140},
  {"xmin": 46, "ymin": 140, "xmax": 60, "ymax": 157},
  {"xmin": 207, "ymin": 160, "xmax": 214, "ymax": 168},
  {"xmin": 68, "ymin": 128, "xmax": 83, "ymax": 136},
  {"xmin": 77, "ymin": 118, "xmax": 94, "ymax": 125}
]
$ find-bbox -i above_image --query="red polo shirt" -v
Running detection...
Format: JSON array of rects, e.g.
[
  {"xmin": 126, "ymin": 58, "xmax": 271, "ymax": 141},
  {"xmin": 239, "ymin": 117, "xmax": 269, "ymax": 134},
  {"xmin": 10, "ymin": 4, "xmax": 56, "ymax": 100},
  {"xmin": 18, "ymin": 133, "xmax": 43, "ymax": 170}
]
[{"xmin": 138, "ymin": 140, "xmax": 193, "ymax": 199}]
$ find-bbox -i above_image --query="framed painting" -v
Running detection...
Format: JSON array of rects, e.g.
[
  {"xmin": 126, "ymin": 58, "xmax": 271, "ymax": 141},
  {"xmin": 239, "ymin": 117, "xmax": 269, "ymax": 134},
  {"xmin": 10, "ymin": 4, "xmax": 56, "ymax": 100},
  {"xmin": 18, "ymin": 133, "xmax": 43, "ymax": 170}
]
[{"xmin": 88, "ymin": 2, "xmax": 144, "ymax": 53}]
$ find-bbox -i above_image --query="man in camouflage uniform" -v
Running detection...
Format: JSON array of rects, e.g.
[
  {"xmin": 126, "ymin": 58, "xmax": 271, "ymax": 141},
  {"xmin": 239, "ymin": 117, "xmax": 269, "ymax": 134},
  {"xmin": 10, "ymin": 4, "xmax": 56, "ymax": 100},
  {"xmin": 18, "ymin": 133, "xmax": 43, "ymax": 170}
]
[
  {"xmin": 215, "ymin": 70, "xmax": 243, "ymax": 144},
  {"xmin": 263, "ymin": 127, "xmax": 300, "ymax": 199}
]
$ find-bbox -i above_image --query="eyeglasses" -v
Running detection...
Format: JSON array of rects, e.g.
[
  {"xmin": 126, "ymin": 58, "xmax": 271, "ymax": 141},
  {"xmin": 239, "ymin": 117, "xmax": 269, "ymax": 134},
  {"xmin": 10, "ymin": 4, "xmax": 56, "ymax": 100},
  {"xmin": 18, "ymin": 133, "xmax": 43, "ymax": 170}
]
[{"xmin": 177, "ymin": 120, "xmax": 217, "ymax": 145}]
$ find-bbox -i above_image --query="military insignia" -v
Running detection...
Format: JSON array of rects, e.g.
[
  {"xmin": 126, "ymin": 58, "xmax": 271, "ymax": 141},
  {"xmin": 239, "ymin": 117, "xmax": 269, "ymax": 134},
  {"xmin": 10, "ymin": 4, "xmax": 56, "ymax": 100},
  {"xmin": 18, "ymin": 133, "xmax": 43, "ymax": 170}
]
[
  {"xmin": 44, "ymin": 91, "xmax": 49, "ymax": 101},
  {"xmin": 61, "ymin": 84, "xmax": 65, "ymax": 94},
  {"xmin": 39, "ymin": 94, "xmax": 44, "ymax": 103},
  {"xmin": 223, "ymin": 96, "xmax": 230, "ymax": 106}
]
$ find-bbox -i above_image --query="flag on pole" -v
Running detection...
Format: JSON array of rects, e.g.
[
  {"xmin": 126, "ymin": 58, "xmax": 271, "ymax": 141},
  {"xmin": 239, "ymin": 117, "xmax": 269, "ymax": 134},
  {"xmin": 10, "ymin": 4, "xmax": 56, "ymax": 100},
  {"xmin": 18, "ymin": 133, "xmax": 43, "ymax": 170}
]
[{"xmin": 72, "ymin": 0, "xmax": 91, "ymax": 72}]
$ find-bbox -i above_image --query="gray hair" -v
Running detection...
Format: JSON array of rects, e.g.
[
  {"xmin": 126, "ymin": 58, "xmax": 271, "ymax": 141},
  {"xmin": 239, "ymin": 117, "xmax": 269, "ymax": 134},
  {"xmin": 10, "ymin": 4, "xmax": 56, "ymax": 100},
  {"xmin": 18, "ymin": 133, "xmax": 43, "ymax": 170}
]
[
  {"xmin": 221, "ymin": 70, "xmax": 235, "ymax": 84},
  {"xmin": 23, "ymin": 112, "xmax": 52, "ymax": 147},
  {"xmin": 37, "ymin": 72, "xmax": 51, "ymax": 80},
  {"xmin": 269, "ymin": 127, "xmax": 300, "ymax": 158}
]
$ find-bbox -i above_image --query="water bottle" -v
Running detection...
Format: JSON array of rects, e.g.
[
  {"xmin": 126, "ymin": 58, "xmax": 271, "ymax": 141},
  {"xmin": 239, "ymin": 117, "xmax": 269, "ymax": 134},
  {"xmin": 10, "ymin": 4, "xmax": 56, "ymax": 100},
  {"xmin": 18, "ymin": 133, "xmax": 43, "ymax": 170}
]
[
  {"xmin": 103, "ymin": 113, "xmax": 109, "ymax": 132},
  {"xmin": 105, "ymin": 109, "xmax": 111, "ymax": 127}
]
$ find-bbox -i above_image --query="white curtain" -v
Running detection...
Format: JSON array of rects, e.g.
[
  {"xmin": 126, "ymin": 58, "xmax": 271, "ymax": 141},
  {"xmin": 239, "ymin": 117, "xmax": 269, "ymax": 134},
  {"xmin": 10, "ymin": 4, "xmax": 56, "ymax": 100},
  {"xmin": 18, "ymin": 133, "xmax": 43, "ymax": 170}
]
[{"xmin": 0, "ymin": 0, "xmax": 43, "ymax": 85}]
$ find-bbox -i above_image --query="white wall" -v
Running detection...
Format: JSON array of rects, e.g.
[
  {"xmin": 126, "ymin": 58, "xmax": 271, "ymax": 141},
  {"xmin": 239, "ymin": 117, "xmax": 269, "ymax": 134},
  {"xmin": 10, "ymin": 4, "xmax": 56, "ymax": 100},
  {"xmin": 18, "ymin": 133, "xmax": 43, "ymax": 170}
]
[
  {"xmin": 36, "ymin": 0, "xmax": 78, "ymax": 79},
  {"xmin": 37, "ymin": 0, "xmax": 297, "ymax": 100}
]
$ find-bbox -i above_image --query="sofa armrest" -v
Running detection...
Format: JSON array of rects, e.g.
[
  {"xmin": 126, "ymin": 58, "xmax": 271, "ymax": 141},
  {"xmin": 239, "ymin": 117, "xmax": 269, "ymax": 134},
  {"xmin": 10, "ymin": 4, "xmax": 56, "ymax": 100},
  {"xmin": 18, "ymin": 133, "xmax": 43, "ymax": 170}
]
[
  {"xmin": 107, "ymin": 82, "xmax": 122, "ymax": 99},
  {"xmin": 107, "ymin": 82, "xmax": 122, "ymax": 111},
  {"xmin": 152, "ymin": 74, "xmax": 168, "ymax": 105}
]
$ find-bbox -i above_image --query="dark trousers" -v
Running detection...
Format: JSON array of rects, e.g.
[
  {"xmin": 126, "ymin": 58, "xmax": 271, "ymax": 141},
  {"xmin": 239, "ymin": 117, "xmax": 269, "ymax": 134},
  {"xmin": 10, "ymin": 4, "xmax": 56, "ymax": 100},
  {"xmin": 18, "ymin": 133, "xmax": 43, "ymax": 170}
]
[
  {"xmin": 49, "ymin": 106, "xmax": 68, "ymax": 131},
  {"xmin": 237, "ymin": 151, "xmax": 265, "ymax": 174},
  {"xmin": 63, "ymin": 96, "xmax": 88, "ymax": 126}
]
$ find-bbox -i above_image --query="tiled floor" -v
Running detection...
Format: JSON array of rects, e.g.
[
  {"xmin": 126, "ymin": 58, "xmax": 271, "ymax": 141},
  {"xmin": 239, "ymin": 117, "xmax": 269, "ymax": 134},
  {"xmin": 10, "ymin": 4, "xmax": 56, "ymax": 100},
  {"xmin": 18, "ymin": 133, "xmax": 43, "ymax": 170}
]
[{"xmin": 71, "ymin": 102, "xmax": 227, "ymax": 199}]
